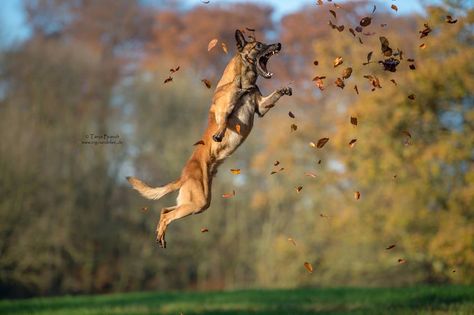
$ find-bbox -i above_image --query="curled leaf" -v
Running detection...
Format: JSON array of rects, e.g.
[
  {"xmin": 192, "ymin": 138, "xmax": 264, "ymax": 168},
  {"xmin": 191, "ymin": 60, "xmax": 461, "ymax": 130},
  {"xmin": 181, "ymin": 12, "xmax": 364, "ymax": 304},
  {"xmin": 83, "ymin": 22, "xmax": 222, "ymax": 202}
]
[
  {"xmin": 313, "ymin": 76, "xmax": 326, "ymax": 91},
  {"xmin": 317, "ymin": 137, "xmax": 330, "ymax": 148},
  {"xmin": 230, "ymin": 169, "xmax": 241, "ymax": 175},
  {"xmin": 288, "ymin": 111, "xmax": 295, "ymax": 118},
  {"xmin": 170, "ymin": 66, "xmax": 180, "ymax": 73},
  {"xmin": 354, "ymin": 191, "xmax": 361, "ymax": 200},
  {"xmin": 164, "ymin": 76, "xmax": 173, "ymax": 84},
  {"xmin": 398, "ymin": 258, "xmax": 407, "ymax": 264},
  {"xmin": 342, "ymin": 67, "xmax": 353, "ymax": 79},
  {"xmin": 391, "ymin": 4, "xmax": 398, "ymax": 12},
  {"xmin": 349, "ymin": 138, "xmax": 357, "ymax": 148},
  {"xmin": 386, "ymin": 244, "xmax": 396, "ymax": 250},
  {"xmin": 304, "ymin": 262, "xmax": 314, "ymax": 273},
  {"xmin": 419, "ymin": 23, "xmax": 432, "ymax": 39},
  {"xmin": 329, "ymin": 9, "xmax": 336, "ymax": 19},
  {"xmin": 333, "ymin": 56, "xmax": 343, "ymax": 67},
  {"xmin": 295, "ymin": 186, "xmax": 303, "ymax": 193},
  {"xmin": 335, "ymin": 78, "xmax": 345, "ymax": 89},
  {"xmin": 201, "ymin": 228, "xmax": 209, "ymax": 233},
  {"xmin": 207, "ymin": 38, "xmax": 218, "ymax": 51},
  {"xmin": 445, "ymin": 15, "xmax": 457, "ymax": 24},
  {"xmin": 201, "ymin": 79, "xmax": 212, "ymax": 89}
]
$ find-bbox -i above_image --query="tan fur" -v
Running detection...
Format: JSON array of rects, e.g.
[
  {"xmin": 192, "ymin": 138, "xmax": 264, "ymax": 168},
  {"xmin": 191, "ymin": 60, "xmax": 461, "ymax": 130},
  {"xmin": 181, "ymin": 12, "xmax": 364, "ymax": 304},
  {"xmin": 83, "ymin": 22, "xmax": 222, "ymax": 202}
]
[{"xmin": 128, "ymin": 31, "xmax": 291, "ymax": 248}]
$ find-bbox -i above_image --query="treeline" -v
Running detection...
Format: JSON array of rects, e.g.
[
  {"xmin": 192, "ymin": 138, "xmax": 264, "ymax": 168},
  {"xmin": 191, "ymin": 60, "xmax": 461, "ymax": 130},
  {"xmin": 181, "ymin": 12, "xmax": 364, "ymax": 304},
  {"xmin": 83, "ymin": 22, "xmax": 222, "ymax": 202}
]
[{"xmin": 0, "ymin": 0, "xmax": 472, "ymax": 298}]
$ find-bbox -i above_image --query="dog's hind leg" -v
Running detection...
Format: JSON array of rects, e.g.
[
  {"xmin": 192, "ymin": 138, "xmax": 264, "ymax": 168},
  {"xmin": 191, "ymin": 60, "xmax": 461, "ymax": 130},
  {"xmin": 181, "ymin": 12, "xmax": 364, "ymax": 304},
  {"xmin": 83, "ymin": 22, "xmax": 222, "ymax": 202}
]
[{"xmin": 156, "ymin": 181, "xmax": 209, "ymax": 248}]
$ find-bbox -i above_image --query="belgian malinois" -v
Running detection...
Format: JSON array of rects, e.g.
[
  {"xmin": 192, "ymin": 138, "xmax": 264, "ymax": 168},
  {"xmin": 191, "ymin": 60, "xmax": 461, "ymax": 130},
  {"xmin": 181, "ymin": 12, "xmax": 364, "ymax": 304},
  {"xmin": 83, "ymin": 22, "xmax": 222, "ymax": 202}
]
[{"xmin": 127, "ymin": 30, "xmax": 292, "ymax": 247}]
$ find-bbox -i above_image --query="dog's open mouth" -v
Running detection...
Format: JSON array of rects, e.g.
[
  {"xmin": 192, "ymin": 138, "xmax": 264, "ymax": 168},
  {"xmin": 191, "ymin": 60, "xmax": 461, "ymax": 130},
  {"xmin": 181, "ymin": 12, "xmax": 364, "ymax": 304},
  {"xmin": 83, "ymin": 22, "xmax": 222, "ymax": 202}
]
[{"xmin": 257, "ymin": 44, "xmax": 281, "ymax": 79}]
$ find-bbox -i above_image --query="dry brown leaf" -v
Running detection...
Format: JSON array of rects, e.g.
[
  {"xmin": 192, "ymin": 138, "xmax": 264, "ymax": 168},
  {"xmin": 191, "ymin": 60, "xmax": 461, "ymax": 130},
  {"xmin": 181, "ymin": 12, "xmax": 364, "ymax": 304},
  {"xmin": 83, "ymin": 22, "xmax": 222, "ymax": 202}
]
[
  {"xmin": 398, "ymin": 258, "xmax": 407, "ymax": 264},
  {"xmin": 354, "ymin": 84, "xmax": 359, "ymax": 95},
  {"xmin": 363, "ymin": 51, "xmax": 373, "ymax": 65},
  {"xmin": 288, "ymin": 111, "xmax": 295, "ymax": 118},
  {"xmin": 304, "ymin": 262, "xmax": 313, "ymax": 273},
  {"xmin": 288, "ymin": 238, "xmax": 297, "ymax": 246},
  {"xmin": 391, "ymin": 4, "xmax": 398, "ymax": 12},
  {"xmin": 342, "ymin": 67, "xmax": 353, "ymax": 79},
  {"xmin": 409, "ymin": 64, "xmax": 416, "ymax": 70},
  {"xmin": 291, "ymin": 124, "xmax": 298, "ymax": 132},
  {"xmin": 354, "ymin": 191, "xmax": 361, "ymax": 200},
  {"xmin": 305, "ymin": 172, "xmax": 317, "ymax": 178},
  {"xmin": 295, "ymin": 185, "xmax": 303, "ymax": 193},
  {"xmin": 317, "ymin": 137, "xmax": 330, "ymax": 148},
  {"xmin": 386, "ymin": 244, "xmax": 396, "ymax": 250},
  {"xmin": 333, "ymin": 56, "xmax": 343, "ymax": 67},
  {"xmin": 313, "ymin": 76, "xmax": 326, "ymax": 91},
  {"xmin": 390, "ymin": 79, "xmax": 398, "ymax": 86},
  {"xmin": 408, "ymin": 94, "xmax": 416, "ymax": 100},
  {"xmin": 419, "ymin": 23, "xmax": 432, "ymax": 39},
  {"xmin": 201, "ymin": 79, "xmax": 212, "ymax": 89},
  {"xmin": 318, "ymin": 159, "xmax": 322, "ymax": 164},
  {"xmin": 335, "ymin": 78, "xmax": 345, "ymax": 89},
  {"xmin": 349, "ymin": 28, "xmax": 356, "ymax": 37},
  {"xmin": 329, "ymin": 9, "xmax": 337, "ymax": 19},
  {"xmin": 419, "ymin": 43, "xmax": 426, "ymax": 49},
  {"xmin": 320, "ymin": 213, "xmax": 329, "ymax": 218},
  {"xmin": 230, "ymin": 169, "xmax": 241, "ymax": 175},
  {"xmin": 360, "ymin": 17, "xmax": 372, "ymax": 27},
  {"xmin": 349, "ymin": 138, "xmax": 357, "ymax": 147},
  {"xmin": 207, "ymin": 38, "xmax": 218, "ymax": 51},
  {"xmin": 141, "ymin": 207, "xmax": 148, "ymax": 213},
  {"xmin": 164, "ymin": 76, "xmax": 173, "ymax": 84},
  {"xmin": 380, "ymin": 36, "xmax": 393, "ymax": 57},
  {"xmin": 274, "ymin": 160, "xmax": 280, "ymax": 166},
  {"xmin": 350, "ymin": 116, "xmax": 358, "ymax": 126},
  {"xmin": 193, "ymin": 140, "xmax": 205, "ymax": 146},
  {"xmin": 170, "ymin": 66, "xmax": 180, "ymax": 73},
  {"xmin": 201, "ymin": 228, "xmax": 209, "ymax": 233}
]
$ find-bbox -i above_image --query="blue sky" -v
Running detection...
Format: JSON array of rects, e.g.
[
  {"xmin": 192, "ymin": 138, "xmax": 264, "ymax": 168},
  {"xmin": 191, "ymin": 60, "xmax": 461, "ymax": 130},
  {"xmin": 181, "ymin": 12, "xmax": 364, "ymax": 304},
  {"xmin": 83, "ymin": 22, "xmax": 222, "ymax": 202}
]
[{"xmin": 0, "ymin": 0, "xmax": 441, "ymax": 47}]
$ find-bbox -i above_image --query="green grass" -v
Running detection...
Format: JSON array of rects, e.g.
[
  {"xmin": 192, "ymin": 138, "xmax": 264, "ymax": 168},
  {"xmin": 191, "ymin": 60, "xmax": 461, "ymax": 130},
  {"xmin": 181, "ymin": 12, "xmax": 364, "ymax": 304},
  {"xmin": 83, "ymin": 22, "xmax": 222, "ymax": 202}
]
[{"xmin": 0, "ymin": 286, "xmax": 473, "ymax": 315}]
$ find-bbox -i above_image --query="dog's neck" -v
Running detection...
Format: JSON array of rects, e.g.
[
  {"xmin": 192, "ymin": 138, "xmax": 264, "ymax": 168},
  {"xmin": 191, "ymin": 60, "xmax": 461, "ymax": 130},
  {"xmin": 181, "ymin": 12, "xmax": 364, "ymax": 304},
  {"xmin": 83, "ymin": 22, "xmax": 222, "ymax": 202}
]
[{"xmin": 216, "ymin": 54, "xmax": 257, "ymax": 89}]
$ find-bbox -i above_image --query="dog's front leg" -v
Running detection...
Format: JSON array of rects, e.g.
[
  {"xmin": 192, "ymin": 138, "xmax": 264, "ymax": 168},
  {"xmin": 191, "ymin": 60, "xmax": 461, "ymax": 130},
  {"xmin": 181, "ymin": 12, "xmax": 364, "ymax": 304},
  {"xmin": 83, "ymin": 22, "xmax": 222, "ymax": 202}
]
[{"xmin": 256, "ymin": 87, "xmax": 292, "ymax": 117}]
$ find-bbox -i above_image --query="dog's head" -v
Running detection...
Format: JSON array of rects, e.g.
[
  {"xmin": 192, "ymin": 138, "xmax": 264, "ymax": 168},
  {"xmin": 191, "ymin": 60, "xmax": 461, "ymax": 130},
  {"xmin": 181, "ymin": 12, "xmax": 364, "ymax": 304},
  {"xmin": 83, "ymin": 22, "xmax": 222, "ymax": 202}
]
[{"xmin": 235, "ymin": 29, "xmax": 281, "ymax": 79}]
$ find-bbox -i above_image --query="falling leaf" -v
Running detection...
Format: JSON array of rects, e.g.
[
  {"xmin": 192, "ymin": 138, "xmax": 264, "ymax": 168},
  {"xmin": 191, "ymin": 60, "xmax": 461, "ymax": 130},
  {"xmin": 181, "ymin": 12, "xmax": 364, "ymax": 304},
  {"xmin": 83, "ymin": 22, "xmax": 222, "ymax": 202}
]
[
  {"xmin": 354, "ymin": 84, "xmax": 359, "ymax": 95},
  {"xmin": 379, "ymin": 57, "xmax": 400, "ymax": 72},
  {"xmin": 207, "ymin": 38, "xmax": 218, "ymax": 51},
  {"xmin": 363, "ymin": 75, "xmax": 382, "ymax": 89},
  {"xmin": 445, "ymin": 15, "xmax": 457, "ymax": 24},
  {"xmin": 288, "ymin": 238, "xmax": 297, "ymax": 246},
  {"xmin": 164, "ymin": 76, "xmax": 173, "ymax": 84},
  {"xmin": 372, "ymin": 4, "xmax": 377, "ymax": 14},
  {"xmin": 408, "ymin": 94, "xmax": 416, "ymax": 100},
  {"xmin": 305, "ymin": 172, "xmax": 317, "ymax": 178},
  {"xmin": 354, "ymin": 191, "xmax": 361, "ymax": 200},
  {"xmin": 141, "ymin": 207, "xmax": 148, "ymax": 212},
  {"xmin": 230, "ymin": 169, "xmax": 241, "ymax": 175},
  {"xmin": 379, "ymin": 36, "xmax": 393, "ymax": 57},
  {"xmin": 386, "ymin": 244, "xmax": 396, "ymax": 250},
  {"xmin": 170, "ymin": 66, "xmax": 180, "ymax": 73},
  {"xmin": 363, "ymin": 51, "xmax": 373, "ymax": 65},
  {"xmin": 390, "ymin": 79, "xmax": 398, "ymax": 86},
  {"xmin": 313, "ymin": 76, "xmax": 326, "ymax": 91},
  {"xmin": 398, "ymin": 258, "xmax": 407, "ymax": 264},
  {"xmin": 360, "ymin": 17, "xmax": 372, "ymax": 27},
  {"xmin": 221, "ymin": 42, "xmax": 228, "ymax": 54},
  {"xmin": 222, "ymin": 190, "xmax": 235, "ymax": 198},
  {"xmin": 288, "ymin": 111, "xmax": 295, "ymax": 118},
  {"xmin": 336, "ymin": 25, "xmax": 345, "ymax": 32},
  {"xmin": 235, "ymin": 124, "xmax": 241, "ymax": 134},
  {"xmin": 295, "ymin": 186, "xmax": 303, "ymax": 193},
  {"xmin": 201, "ymin": 228, "xmax": 209, "ymax": 233},
  {"xmin": 419, "ymin": 23, "xmax": 432, "ymax": 39},
  {"xmin": 419, "ymin": 43, "xmax": 426, "ymax": 49},
  {"xmin": 349, "ymin": 138, "xmax": 357, "ymax": 147},
  {"xmin": 291, "ymin": 124, "xmax": 298, "ymax": 132},
  {"xmin": 402, "ymin": 130, "xmax": 412, "ymax": 138},
  {"xmin": 193, "ymin": 140, "xmax": 205, "ymax": 146},
  {"xmin": 351, "ymin": 116, "xmax": 358, "ymax": 126},
  {"xmin": 333, "ymin": 56, "xmax": 343, "ymax": 67},
  {"xmin": 313, "ymin": 60, "xmax": 319, "ymax": 66},
  {"xmin": 335, "ymin": 78, "xmax": 345, "ymax": 89},
  {"xmin": 304, "ymin": 262, "xmax": 314, "ymax": 273},
  {"xmin": 342, "ymin": 67, "xmax": 353, "ymax": 79},
  {"xmin": 358, "ymin": 37, "xmax": 363, "ymax": 44},
  {"xmin": 409, "ymin": 64, "xmax": 416, "ymax": 70},
  {"xmin": 391, "ymin": 4, "xmax": 398, "ymax": 12},
  {"xmin": 201, "ymin": 79, "xmax": 212, "ymax": 89},
  {"xmin": 270, "ymin": 167, "xmax": 285, "ymax": 175},
  {"xmin": 329, "ymin": 9, "xmax": 337, "ymax": 19},
  {"xmin": 316, "ymin": 0, "xmax": 323, "ymax": 5},
  {"xmin": 349, "ymin": 28, "xmax": 356, "ymax": 37},
  {"xmin": 274, "ymin": 160, "xmax": 280, "ymax": 166},
  {"xmin": 317, "ymin": 137, "xmax": 330, "ymax": 148}
]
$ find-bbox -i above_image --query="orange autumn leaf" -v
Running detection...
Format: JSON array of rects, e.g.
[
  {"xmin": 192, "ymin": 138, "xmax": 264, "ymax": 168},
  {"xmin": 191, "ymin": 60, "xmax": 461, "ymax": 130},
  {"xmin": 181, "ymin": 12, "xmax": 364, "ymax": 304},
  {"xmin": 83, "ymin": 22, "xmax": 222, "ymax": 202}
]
[
  {"xmin": 316, "ymin": 137, "xmax": 329, "ymax": 148},
  {"xmin": 354, "ymin": 191, "xmax": 361, "ymax": 200},
  {"xmin": 349, "ymin": 138, "xmax": 357, "ymax": 148},
  {"xmin": 304, "ymin": 262, "xmax": 313, "ymax": 273},
  {"xmin": 230, "ymin": 169, "xmax": 241, "ymax": 175}
]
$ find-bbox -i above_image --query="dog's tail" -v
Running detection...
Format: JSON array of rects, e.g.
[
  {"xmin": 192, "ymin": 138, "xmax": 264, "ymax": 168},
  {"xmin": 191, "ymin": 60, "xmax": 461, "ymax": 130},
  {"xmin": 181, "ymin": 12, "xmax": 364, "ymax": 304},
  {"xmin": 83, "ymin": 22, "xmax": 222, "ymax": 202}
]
[{"xmin": 126, "ymin": 176, "xmax": 182, "ymax": 200}]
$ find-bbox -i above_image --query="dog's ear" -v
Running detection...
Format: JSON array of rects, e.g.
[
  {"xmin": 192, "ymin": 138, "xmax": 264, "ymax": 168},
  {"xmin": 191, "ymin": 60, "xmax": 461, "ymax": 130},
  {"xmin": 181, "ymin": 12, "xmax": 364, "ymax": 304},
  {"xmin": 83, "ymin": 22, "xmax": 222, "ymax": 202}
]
[{"xmin": 235, "ymin": 29, "xmax": 247, "ymax": 52}]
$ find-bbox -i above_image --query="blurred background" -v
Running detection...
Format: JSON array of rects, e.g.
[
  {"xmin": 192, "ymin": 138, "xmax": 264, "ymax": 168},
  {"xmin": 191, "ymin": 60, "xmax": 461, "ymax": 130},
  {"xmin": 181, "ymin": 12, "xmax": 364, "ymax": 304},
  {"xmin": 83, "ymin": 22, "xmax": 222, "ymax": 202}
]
[{"xmin": 0, "ymin": 0, "xmax": 472, "ymax": 299}]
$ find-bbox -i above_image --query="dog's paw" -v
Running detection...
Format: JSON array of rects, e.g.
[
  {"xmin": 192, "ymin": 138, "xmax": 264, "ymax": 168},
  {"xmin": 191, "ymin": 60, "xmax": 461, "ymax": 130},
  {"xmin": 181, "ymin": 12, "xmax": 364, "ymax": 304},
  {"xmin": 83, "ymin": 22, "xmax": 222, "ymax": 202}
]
[
  {"xmin": 279, "ymin": 87, "xmax": 292, "ymax": 96},
  {"xmin": 212, "ymin": 134, "xmax": 223, "ymax": 142}
]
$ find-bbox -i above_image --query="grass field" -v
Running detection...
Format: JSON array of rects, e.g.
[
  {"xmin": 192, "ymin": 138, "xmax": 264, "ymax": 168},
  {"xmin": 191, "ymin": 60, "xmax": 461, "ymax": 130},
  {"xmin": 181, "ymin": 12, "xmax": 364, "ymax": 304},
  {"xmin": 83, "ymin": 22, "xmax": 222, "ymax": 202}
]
[{"xmin": 1, "ymin": 286, "xmax": 473, "ymax": 315}]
